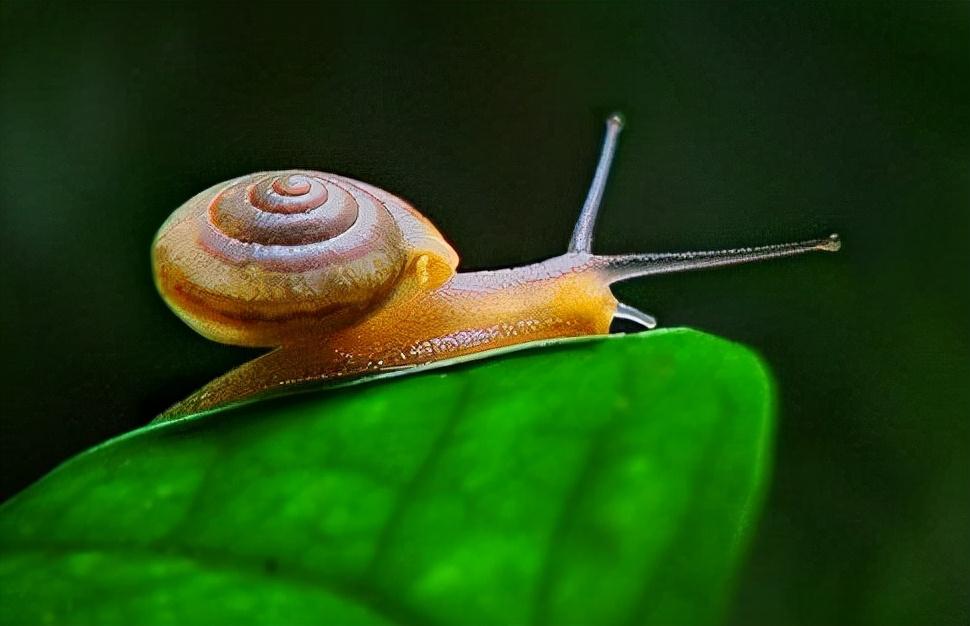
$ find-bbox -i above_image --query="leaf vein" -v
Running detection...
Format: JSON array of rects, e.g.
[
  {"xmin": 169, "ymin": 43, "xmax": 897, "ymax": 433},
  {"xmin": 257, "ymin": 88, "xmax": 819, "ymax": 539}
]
[{"xmin": 3, "ymin": 542, "xmax": 429, "ymax": 626}]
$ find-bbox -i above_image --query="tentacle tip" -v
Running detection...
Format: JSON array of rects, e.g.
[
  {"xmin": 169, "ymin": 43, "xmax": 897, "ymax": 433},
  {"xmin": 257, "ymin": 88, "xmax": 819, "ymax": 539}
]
[
  {"xmin": 819, "ymin": 233, "xmax": 842, "ymax": 252},
  {"xmin": 606, "ymin": 112, "xmax": 625, "ymax": 130}
]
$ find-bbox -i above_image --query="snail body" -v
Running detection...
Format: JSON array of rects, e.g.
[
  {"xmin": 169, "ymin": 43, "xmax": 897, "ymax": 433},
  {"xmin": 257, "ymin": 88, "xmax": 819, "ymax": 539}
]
[{"xmin": 153, "ymin": 115, "xmax": 840, "ymax": 418}]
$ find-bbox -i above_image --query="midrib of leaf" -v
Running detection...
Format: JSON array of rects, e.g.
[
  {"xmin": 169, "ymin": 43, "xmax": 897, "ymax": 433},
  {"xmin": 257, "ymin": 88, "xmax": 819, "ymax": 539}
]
[
  {"xmin": 530, "ymin": 360, "xmax": 624, "ymax": 625},
  {"xmin": 364, "ymin": 378, "xmax": 472, "ymax": 578},
  {"xmin": 626, "ymin": 399, "xmax": 731, "ymax": 626}
]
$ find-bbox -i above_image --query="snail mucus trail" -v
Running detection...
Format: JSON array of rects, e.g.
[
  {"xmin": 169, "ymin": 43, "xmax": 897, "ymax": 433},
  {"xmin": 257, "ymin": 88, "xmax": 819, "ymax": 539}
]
[{"xmin": 152, "ymin": 114, "xmax": 840, "ymax": 419}]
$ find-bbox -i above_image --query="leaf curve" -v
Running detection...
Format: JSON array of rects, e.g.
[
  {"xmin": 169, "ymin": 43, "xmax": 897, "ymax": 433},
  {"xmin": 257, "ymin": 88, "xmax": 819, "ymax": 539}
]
[{"xmin": 0, "ymin": 328, "xmax": 774, "ymax": 626}]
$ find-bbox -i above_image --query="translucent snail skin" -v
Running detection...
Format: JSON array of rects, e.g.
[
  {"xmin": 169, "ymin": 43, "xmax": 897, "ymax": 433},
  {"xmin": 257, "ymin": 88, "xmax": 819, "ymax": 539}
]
[{"xmin": 152, "ymin": 114, "xmax": 840, "ymax": 418}]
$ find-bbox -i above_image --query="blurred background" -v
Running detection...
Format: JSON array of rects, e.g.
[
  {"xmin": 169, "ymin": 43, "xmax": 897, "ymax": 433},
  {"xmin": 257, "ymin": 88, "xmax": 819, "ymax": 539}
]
[{"xmin": 1, "ymin": 3, "xmax": 967, "ymax": 624}]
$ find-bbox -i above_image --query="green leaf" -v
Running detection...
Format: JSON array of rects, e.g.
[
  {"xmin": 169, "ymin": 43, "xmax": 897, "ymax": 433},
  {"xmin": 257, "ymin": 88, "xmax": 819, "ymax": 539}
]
[{"xmin": 0, "ymin": 328, "xmax": 774, "ymax": 626}]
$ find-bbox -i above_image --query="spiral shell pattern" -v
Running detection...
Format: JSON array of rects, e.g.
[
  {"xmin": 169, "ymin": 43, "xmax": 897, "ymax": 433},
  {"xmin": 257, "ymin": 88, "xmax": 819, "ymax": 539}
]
[{"xmin": 152, "ymin": 170, "xmax": 458, "ymax": 347}]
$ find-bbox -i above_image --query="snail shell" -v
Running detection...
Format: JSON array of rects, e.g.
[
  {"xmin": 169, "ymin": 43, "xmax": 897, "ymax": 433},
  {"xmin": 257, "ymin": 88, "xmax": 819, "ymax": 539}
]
[{"xmin": 152, "ymin": 171, "xmax": 458, "ymax": 347}]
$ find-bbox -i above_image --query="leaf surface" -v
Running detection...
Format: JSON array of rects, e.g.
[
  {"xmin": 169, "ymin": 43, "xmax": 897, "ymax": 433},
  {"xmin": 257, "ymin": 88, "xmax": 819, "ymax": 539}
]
[{"xmin": 0, "ymin": 329, "xmax": 774, "ymax": 625}]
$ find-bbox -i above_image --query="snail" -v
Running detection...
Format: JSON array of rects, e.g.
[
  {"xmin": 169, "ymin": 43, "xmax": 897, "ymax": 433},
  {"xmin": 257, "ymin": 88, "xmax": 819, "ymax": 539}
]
[{"xmin": 153, "ymin": 114, "xmax": 840, "ymax": 419}]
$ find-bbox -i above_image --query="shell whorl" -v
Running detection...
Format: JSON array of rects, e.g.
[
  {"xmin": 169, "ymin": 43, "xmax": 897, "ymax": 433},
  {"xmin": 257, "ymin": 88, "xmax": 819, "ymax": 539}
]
[
  {"xmin": 200, "ymin": 171, "xmax": 401, "ymax": 272},
  {"xmin": 152, "ymin": 171, "xmax": 458, "ymax": 347},
  {"xmin": 209, "ymin": 173, "xmax": 357, "ymax": 247}
]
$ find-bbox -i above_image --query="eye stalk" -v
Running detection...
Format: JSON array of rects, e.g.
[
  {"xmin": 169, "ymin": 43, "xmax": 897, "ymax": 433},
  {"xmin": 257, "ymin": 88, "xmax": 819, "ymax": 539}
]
[
  {"xmin": 569, "ymin": 112, "xmax": 625, "ymax": 254},
  {"xmin": 598, "ymin": 234, "xmax": 842, "ymax": 284},
  {"xmin": 567, "ymin": 113, "xmax": 841, "ymax": 327}
]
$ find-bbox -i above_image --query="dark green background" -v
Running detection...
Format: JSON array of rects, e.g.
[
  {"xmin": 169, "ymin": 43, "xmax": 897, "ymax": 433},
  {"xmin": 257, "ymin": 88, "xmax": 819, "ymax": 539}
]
[{"xmin": 1, "ymin": 3, "xmax": 967, "ymax": 625}]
